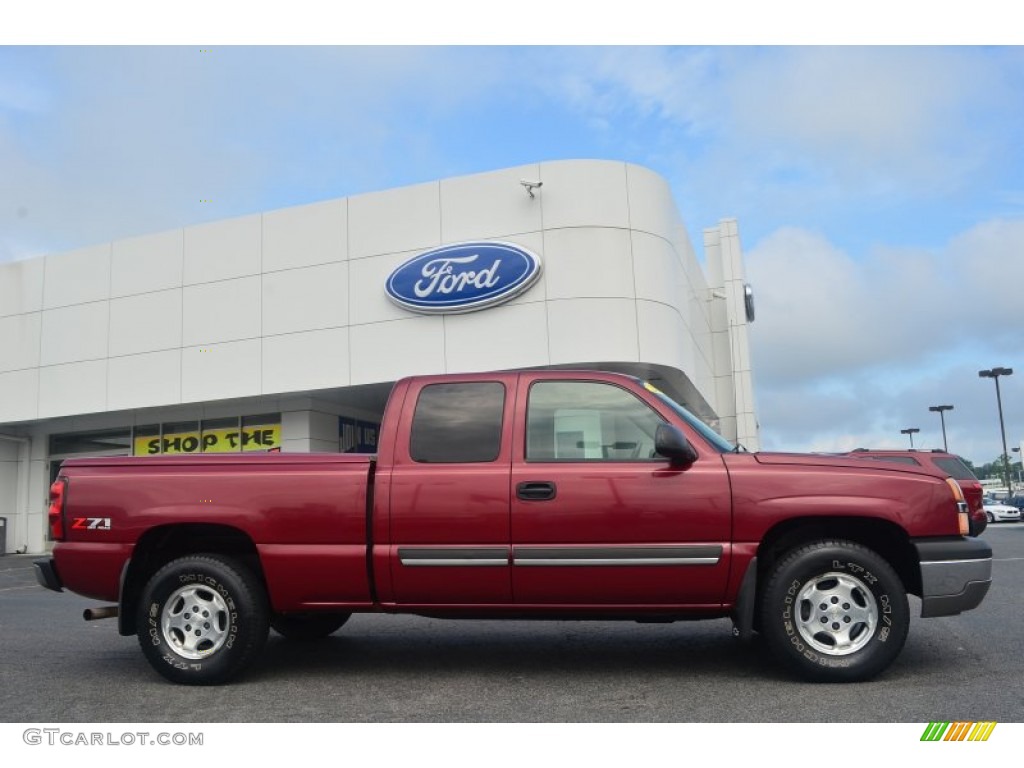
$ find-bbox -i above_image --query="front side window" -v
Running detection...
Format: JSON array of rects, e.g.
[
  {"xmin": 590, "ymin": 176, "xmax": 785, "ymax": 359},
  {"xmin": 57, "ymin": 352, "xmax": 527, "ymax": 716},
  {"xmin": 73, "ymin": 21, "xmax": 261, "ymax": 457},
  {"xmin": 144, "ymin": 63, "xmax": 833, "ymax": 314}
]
[
  {"xmin": 526, "ymin": 381, "xmax": 665, "ymax": 461},
  {"xmin": 409, "ymin": 382, "xmax": 505, "ymax": 463}
]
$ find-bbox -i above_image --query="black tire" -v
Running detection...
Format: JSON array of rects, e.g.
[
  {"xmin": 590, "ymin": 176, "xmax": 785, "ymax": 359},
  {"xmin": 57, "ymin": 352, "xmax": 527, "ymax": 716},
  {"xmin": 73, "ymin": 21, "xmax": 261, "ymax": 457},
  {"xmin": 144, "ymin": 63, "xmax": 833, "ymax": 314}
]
[
  {"xmin": 987, "ymin": 512, "xmax": 995, "ymax": 523},
  {"xmin": 271, "ymin": 612, "xmax": 351, "ymax": 640},
  {"xmin": 759, "ymin": 540, "xmax": 909, "ymax": 683},
  {"xmin": 136, "ymin": 554, "xmax": 269, "ymax": 685}
]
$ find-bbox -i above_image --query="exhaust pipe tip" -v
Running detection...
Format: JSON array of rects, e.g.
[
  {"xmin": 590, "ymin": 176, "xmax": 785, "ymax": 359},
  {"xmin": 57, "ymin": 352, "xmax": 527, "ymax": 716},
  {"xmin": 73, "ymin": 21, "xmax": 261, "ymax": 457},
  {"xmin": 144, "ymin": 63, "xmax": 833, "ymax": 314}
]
[{"xmin": 83, "ymin": 605, "xmax": 119, "ymax": 621}]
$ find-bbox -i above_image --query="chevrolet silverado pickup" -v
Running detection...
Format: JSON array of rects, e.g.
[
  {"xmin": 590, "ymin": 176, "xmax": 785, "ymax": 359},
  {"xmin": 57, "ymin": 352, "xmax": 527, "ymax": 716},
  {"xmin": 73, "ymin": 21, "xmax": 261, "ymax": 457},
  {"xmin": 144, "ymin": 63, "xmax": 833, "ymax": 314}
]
[{"xmin": 35, "ymin": 369, "xmax": 993, "ymax": 685}]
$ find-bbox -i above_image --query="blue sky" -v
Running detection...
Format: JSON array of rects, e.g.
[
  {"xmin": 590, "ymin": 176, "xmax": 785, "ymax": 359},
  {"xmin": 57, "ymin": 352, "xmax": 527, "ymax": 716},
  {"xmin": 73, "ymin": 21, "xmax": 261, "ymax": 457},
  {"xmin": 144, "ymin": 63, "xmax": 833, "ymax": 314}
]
[{"xmin": 2, "ymin": 21, "xmax": 1022, "ymax": 467}]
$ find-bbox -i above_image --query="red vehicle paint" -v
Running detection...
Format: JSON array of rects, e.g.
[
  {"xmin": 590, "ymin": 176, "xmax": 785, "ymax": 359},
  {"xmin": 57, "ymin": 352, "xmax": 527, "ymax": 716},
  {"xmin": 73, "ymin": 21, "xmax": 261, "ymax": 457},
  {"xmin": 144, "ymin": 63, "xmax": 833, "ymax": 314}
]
[
  {"xmin": 36, "ymin": 370, "xmax": 992, "ymax": 685},
  {"xmin": 843, "ymin": 449, "xmax": 988, "ymax": 535}
]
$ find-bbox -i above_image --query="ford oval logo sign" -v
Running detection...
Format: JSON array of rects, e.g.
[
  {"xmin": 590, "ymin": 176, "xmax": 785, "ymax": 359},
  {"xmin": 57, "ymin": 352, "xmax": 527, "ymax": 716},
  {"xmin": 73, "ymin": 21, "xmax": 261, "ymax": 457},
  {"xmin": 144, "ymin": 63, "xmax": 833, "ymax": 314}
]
[{"xmin": 385, "ymin": 241, "xmax": 542, "ymax": 314}]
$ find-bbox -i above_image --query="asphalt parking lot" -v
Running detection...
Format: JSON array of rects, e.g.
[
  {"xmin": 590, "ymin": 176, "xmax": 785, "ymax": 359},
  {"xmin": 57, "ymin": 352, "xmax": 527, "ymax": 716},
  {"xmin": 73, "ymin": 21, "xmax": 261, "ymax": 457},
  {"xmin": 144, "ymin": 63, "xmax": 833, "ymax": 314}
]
[{"xmin": 2, "ymin": 525, "xmax": 1023, "ymax": 723}]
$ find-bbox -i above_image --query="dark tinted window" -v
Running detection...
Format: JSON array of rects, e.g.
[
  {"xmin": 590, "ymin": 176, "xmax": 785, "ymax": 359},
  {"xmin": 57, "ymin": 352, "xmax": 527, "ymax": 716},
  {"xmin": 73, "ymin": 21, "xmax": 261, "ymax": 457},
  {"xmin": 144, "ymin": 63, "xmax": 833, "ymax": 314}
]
[
  {"xmin": 860, "ymin": 455, "xmax": 920, "ymax": 466},
  {"xmin": 49, "ymin": 428, "xmax": 131, "ymax": 455},
  {"xmin": 409, "ymin": 382, "xmax": 505, "ymax": 463},
  {"xmin": 933, "ymin": 456, "xmax": 978, "ymax": 481}
]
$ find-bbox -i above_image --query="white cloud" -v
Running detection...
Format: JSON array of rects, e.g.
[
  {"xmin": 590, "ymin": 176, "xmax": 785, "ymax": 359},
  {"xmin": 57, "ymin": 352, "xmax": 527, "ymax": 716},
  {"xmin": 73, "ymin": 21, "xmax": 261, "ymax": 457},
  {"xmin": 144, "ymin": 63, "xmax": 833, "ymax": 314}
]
[
  {"xmin": 746, "ymin": 219, "xmax": 1024, "ymax": 461},
  {"xmin": 541, "ymin": 47, "xmax": 1024, "ymax": 236},
  {"xmin": 725, "ymin": 48, "xmax": 1003, "ymax": 182}
]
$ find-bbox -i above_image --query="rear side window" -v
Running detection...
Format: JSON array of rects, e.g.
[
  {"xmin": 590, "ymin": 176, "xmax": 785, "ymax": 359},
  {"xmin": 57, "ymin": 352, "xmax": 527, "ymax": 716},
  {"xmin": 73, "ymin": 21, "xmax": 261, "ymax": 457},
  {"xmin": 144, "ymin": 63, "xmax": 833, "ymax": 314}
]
[
  {"xmin": 409, "ymin": 382, "xmax": 505, "ymax": 463},
  {"xmin": 933, "ymin": 456, "xmax": 978, "ymax": 481}
]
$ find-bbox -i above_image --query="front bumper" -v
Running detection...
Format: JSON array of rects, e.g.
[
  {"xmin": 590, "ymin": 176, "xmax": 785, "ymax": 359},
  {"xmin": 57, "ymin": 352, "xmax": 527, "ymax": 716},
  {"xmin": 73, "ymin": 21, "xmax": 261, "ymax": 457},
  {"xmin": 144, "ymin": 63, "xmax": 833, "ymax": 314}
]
[
  {"xmin": 915, "ymin": 538, "xmax": 992, "ymax": 618},
  {"xmin": 34, "ymin": 558, "xmax": 63, "ymax": 592}
]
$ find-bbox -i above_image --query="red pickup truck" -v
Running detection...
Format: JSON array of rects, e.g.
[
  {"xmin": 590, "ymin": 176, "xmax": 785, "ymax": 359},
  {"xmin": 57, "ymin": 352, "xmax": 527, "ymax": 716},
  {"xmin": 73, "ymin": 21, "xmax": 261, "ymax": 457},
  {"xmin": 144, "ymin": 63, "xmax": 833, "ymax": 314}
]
[{"xmin": 36, "ymin": 369, "xmax": 992, "ymax": 685}]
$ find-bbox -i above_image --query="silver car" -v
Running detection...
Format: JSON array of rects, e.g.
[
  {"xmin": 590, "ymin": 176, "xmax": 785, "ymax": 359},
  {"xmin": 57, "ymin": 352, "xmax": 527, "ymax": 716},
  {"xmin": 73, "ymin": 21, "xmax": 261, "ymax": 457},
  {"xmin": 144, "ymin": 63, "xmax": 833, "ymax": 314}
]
[{"xmin": 983, "ymin": 498, "xmax": 1021, "ymax": 523}]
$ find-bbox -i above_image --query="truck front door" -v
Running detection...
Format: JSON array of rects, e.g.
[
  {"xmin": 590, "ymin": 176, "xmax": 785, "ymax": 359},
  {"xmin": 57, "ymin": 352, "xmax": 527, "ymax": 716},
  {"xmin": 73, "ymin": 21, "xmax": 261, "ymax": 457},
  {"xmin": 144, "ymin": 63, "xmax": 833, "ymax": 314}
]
[{"xmin": 509, "ymin": 376, "xmax": 732, "ymax": 607}]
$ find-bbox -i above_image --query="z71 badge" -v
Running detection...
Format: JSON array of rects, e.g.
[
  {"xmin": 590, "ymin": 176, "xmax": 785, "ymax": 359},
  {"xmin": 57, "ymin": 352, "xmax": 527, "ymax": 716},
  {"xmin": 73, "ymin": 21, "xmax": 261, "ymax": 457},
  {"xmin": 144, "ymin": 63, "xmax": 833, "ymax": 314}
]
[{"xmin": 71, "ymin": 517, "xmax": 111, "ymax": 531}]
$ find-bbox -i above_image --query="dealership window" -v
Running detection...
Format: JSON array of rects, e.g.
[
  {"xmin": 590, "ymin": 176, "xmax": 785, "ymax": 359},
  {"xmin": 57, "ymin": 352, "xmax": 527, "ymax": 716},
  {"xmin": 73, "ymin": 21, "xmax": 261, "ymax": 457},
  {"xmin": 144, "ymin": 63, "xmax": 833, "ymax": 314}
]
[
  {"xmin": 526, "ymin": 381, "xmax": 665, "ymax": 461},
  {"xmin": 49, "ymin": 428, "xmax": 132, "ymax": 456},
  {"xmin": 340, "ymin": 417, "xmax": 380, "ymax": 453},
  {"xmin": 131, "ymin": 415, "xmax": 282, "ymax": 455},
  {"xmin": 409, "ymin": 382, "xmax": 504, "ymax": 463}
]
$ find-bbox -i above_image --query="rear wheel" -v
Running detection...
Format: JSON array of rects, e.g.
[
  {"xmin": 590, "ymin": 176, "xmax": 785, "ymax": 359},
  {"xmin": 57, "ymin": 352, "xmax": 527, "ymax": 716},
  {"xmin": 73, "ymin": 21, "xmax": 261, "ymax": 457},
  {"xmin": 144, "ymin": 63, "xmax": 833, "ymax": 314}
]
[
  {"xmin": 271, "ymin": 612, "xmax": 351, "ymax": 640},
  {"xmin": 136, "ymin": 554, "xmax": 269, "ymax": 685},
  {"xmin": 759, "ymin": 540, "xmax": 909, "ymax": 682}
]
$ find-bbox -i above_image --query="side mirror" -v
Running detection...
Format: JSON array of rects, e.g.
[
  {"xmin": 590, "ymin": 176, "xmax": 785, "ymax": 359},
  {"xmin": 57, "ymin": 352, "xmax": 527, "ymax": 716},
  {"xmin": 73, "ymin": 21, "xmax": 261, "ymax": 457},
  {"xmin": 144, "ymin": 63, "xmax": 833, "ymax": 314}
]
[{"xmin": 655, "ymin": 423, "xmax": 698, "ymax": 466}]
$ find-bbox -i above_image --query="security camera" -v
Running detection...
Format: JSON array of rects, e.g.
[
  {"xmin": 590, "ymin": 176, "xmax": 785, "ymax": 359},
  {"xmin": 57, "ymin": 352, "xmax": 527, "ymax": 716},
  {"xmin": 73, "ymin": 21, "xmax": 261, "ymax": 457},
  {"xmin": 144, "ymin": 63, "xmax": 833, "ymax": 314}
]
[{"xmin": 520, "ymin": 180, "xmax": 543, "ymax": 198}]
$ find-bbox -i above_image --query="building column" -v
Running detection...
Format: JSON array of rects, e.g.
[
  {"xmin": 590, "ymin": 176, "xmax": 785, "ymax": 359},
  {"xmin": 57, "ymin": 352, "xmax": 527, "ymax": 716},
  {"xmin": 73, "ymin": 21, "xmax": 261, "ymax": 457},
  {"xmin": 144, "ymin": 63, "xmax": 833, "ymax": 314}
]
[
  {"xmin": 280, "ymin": 409, "xmax": 339, "ymax": 453},
  {"xmin": 704, "ymin": 219, "xmax": 760, "ymax": 451},
  {"xmin": 0, "ymin": 434, "xmax": 34, "ymax": 554}
]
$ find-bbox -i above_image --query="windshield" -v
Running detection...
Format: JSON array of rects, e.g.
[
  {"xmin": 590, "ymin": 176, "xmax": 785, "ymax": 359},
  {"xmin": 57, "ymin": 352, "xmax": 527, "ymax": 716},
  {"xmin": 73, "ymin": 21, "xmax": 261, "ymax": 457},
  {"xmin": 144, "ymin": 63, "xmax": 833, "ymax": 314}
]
[{"xmin": 643, "ymin": 382, "xmax": 736, "ymax": 454}]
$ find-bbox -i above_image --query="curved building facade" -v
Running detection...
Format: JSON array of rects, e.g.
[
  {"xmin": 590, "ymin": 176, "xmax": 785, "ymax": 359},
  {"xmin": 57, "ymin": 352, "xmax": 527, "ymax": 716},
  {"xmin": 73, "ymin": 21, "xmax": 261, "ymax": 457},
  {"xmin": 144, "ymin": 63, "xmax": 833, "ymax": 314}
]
[{"xmin": 0, "ymin": 159, "xmax": 757, "ymax": 554}]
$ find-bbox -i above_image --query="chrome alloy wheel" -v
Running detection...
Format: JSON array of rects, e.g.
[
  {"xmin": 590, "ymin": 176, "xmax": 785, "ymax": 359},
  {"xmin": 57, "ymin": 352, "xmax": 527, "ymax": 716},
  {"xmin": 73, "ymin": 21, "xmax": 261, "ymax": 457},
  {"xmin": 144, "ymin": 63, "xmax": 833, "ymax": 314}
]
[
  {"xmin": 161, "ymin": 584, "xmax": 231, "ymax": 659},
  {"xmin": 794, "ymin": 571, "xmax": 878, "ymax": 655}
]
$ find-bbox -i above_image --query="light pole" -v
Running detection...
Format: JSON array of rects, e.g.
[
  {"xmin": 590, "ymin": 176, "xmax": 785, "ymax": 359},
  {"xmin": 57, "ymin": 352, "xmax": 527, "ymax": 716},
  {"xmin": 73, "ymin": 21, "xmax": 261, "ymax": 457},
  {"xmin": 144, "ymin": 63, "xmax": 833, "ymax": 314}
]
[
  {"xmin": 1013, "ymin": 446, "xmax": 1021, "ymax": 493},
  {"xmin": 901, "ymin": 427, "xmax": 920, "ymax": 449},
  {"xmin": 928, "ymin": 405, "xmax": 954, "ymax": 452},
  {"xmin": 979, "ymin": 367, "xmax": 1013, "ymax": 494}
]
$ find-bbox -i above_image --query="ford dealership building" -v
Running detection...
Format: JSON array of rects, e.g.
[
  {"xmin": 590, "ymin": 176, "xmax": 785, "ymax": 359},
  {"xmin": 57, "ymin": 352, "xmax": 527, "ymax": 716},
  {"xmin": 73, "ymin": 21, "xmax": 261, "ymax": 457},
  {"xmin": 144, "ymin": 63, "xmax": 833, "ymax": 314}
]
[{"xmin": 0, "ymin": 159, "xmax": 757, "ymax": 554}]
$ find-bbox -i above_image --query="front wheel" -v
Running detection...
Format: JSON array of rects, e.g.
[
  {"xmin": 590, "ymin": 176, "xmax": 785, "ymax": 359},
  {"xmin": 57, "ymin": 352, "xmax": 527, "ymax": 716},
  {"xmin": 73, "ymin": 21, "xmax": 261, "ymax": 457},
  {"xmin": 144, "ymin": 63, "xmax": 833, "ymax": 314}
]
[
  {"xmin": 136, "ymin": 554, "xmax": 269, "ymax": 685},
  {"xmin": 759, "ymin": 540, "xmax": 909, "ymax": 682}
]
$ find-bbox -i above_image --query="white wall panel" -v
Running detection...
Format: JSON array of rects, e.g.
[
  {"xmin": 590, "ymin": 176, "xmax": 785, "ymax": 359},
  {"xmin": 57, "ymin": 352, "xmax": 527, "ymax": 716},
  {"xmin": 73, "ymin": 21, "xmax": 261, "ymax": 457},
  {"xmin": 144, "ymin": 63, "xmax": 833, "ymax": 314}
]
[
  {"xmin": 348, "ymin": 250, "xmax": 419, "ymax": 325},
  {"xmin": 40, "ymin": 302, "xmax": 109, "ymax": 366},
  {"xmin": 444, "ymin": 301, "xmax": 549, "ymax": 372},
  {"xmin": 547, "ymin": 298, "xmax": 639, "ymax": 364},
  {"xmin": 181, "ymin": 339, "xmax": 260, "ymax": 403},
  {"xmin": 0, "ymin": 258, "xmax": 44, "ymax": 317},
  {"xmin": 636, "ymin": 300, "xmax": 694, "ymax": 375},
  {"xmin": 626, "ymin": 163, "xmax": 681, "ymax": 241},
  {"xmin": 349, "ymin": 181, "xmax": 440, "ymax": 259},
  {"xmin": 711, "ymin": 330, "xmax": 732, "ymax": 375},
  {"xmin": 440, "ymin": 164, "xmax": 543, "ymax": 242},
  {"xmin": 0, "ymin": 369, "xmax": 38, "ymax": 422},
  {"xmin": 110, "ymin": 229, "xmax": 183, "ymax": 298},
  {"xmin": 43, "ymin": 244, "xmax": 110, "ymax": 309},
  {"xmin": 38, "ymin": 360, "xmax": 107, "ymax": 418},
  {"xmin": 543, "ymin": 227, "xmax": 634, "ymax": 301},
  {"xmin": 262, "ymin": 262, "xmax": 348, "ymax": 336},
  {"xmin": 183, "ymin": 214, "xmax": 261, "ymax": 285},
  {"xmin": 107, "ymin": 350, "xmax": 182, "ymax": 411},
  {"xmin": 453, "ymin": 232, "xmax": 548, "ymax": 310},
  {"xmin": 263, "ymin": 199, "xmax": 347, "ymax": 273},
  {"xmin": 0, "ymin": 313, "xmax": 41, "ymax": 372},
  {"xmin": 262, "ymin": 327, "xmax": 350, "ymax": 395},
  {"xmin": 109, "ymin": 289, "xmax": 182, "ymax": 357},
  {"xmin": 632, "ymin": 232, "xmax": 684, "ymax": 308},
  {"xmin": 182, "ymin": 276, "xmax": 261, "ymax": 346},
  {"xmin": 539, "ymin": 160, "xmax": 629, "ymax": 231},
  {"xmin": 349, "ymin": 317, "xmax": 445, "ymax": 385}
]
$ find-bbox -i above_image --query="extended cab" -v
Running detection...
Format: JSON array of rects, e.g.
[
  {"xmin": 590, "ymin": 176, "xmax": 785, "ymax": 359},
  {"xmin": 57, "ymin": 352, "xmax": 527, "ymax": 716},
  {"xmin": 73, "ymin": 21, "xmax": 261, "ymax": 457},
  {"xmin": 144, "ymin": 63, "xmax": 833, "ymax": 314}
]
[{"xmin": 36, "ymin": 370, "xmax": 992, "ymax": 684}]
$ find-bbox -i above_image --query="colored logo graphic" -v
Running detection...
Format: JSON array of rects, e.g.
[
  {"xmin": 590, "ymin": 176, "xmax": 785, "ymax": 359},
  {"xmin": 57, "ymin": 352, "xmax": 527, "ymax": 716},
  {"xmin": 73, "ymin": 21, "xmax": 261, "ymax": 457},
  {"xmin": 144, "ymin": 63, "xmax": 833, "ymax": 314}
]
[
  {"xmin": 920, "ymin": 722, "xmax": 997, "ymax": 741},
  {"xmin": 386, "ymin": 241, "xmax": 542, "ymax": 314}
]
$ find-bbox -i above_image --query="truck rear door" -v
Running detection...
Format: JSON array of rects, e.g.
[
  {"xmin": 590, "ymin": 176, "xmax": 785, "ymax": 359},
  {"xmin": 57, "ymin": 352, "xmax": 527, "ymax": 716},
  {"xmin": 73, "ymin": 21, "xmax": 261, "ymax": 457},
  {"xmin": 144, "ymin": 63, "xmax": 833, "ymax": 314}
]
[{"xmin": 385, "ymin": 374, "xmax": 516, "ymax": 605}]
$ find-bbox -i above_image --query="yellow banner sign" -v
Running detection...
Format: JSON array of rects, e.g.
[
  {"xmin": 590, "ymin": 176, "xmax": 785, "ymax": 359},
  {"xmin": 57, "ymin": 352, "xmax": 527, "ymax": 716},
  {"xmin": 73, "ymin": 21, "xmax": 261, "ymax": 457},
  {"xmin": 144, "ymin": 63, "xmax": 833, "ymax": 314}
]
[{"xmin": 133, "ymin": 425, "xmax": 281, "ymax": 455}]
